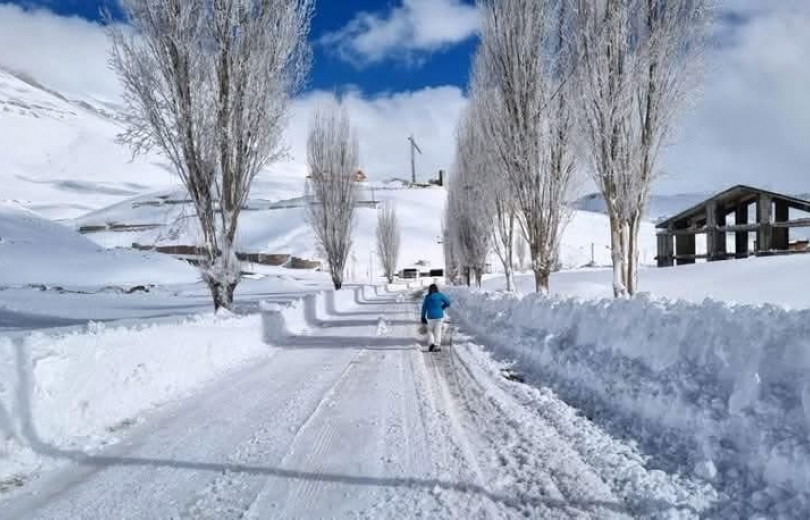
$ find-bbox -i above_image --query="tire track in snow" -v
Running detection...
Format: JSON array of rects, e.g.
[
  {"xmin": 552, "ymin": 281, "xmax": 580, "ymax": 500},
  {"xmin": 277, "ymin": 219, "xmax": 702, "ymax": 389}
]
[
  {"xmin": 437, "ymin": 342, "xmax": 628, "ymax": 519},
  {"xmin": 409, "ymin": 339, "xmax": 506, "ymax": 518},
  {"xmin": 176, "ymin": 348, "xmax": 367, "ymax": 520}
]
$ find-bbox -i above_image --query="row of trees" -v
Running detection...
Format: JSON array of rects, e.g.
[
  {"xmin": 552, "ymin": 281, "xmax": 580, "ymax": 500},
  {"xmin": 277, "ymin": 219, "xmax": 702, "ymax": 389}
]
[
  {"xmin": 109, "ymin": 0, "xmax": 399, "ymax": 303},
  {"xmin": 446, "ymin": 0, "xmax": 712, "ymax": 296}
]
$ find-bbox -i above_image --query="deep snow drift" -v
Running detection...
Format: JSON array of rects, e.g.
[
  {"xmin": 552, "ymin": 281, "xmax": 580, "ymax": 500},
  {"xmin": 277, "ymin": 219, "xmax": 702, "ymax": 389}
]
[
  {"xmin": 447, "ymin": 286, "xmax": 810, "ymax": 518},
  {"xmin": 0, "ymin": 287, "xmax": 355, "ymax": 490}
]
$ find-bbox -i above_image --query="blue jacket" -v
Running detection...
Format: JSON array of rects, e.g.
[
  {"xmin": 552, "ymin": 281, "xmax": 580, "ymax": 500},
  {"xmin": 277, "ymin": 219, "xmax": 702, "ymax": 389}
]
[{"xmin": 422, "ymin": 292, "xmax": 451, "ymax": 321}]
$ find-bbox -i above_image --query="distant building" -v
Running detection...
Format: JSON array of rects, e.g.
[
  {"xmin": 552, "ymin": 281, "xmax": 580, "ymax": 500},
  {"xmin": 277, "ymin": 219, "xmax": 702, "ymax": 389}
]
[{"xmin": 655, "ymin": 185, "xmax": 810, "ymax": 267}]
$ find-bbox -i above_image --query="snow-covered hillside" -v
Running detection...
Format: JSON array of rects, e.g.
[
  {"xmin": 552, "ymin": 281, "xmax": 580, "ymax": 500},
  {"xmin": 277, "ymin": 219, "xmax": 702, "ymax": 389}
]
[
  {"xmin": 574, "ymin": 191, "xmax": 711, "ymax": 222},
  {"xmin": 0, "ymin": 203, "xmax": 196, "ymax": 288},
  {"xmin": 0, "ymin": 67, "xmax": 176, "ymax": 220},
  {"xmin": 71, "ymin": 174, "xmax": 656, "ymax": 278},
  {"xmin": 1, "ymin": 63, "xmax": 663, "ymax": 281}
]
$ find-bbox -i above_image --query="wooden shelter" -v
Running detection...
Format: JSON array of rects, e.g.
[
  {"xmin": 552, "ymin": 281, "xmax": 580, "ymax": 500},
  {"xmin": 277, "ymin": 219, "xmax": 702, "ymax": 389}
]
[{"xmin": 656, "ymin": 185, "xmax": 810, "ymax": 267}]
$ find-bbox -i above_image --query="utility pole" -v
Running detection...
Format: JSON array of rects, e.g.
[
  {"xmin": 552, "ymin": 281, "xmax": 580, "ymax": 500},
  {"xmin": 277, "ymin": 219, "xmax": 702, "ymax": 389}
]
[{"xmin": 408, "ymin": 135, "xmax": 422, "ymax": 185}]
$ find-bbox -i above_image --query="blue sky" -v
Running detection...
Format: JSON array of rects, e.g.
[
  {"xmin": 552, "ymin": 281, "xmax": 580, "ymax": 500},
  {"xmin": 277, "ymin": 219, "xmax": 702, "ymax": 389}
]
[
  {"xmin": 0, "ymin": 0, "xmax": 808, "ymax": 193},
  {"xmin": 8, "ymin": 0, "xmax": 477, "ymax": 95}
]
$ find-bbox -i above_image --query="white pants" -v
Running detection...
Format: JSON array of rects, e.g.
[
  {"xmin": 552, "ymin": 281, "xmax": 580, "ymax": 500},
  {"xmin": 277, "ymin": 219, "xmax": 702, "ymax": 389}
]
[{"xmin": 427, "ymin": 318, "xmax": 444, "ymax": 346}]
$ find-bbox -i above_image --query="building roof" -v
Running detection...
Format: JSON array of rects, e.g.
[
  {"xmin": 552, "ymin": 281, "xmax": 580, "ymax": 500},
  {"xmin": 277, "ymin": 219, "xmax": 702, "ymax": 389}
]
[{"xmin": 656, "ymin": 185, "xmax": 810, "ymax": 229}]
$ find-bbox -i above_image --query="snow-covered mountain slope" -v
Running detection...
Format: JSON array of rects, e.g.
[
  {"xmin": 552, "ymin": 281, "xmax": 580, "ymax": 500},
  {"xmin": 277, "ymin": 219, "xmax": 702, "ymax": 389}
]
[
  {"xmin": 71, "ymin": 176, "xmax": 657, "ymax": 278},
  {"xmin": 1, "ymin": 62, "xmax": 657, "ymax": 282},
  {"xmin": 574, "ymin": 192, "xmax": 712, "ymax": 222},
  {"xmin": 0, "ymin": 67, "xmax": 177, "ymax": 220},
  {"xmin": 0, "ymin": 203, "xmax": 196, "ymax": 288}
]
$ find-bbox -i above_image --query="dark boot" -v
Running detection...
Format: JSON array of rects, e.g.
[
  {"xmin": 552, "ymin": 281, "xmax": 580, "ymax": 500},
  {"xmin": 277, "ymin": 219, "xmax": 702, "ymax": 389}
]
[{"xmin": 428, "ymin": 344, "xmax": 436, "ymax": 352}]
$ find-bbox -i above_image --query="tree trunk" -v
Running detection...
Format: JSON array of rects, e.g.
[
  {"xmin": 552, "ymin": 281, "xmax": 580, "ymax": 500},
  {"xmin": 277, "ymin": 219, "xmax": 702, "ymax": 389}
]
[
  {"xmin": 627, "ymin": 214, "xmax": 641, "ymax": 295},
  {"xmin": 609, "ymin": 215, "xmax": 628, "ymax": 298},
  {"xmin": 465, "ymin": 267, "xmax": 471, "ymax": 287},
  {"xmin": 209, "ymin": 279, "xmax": 237, "ymax": 312},
  {"xmin": 332, "ymin": 275, "xmax": 343, "ymax": 290},
  {"xmin": 534, "ymin": 267, "xmax": 550, "ymax": 294}
]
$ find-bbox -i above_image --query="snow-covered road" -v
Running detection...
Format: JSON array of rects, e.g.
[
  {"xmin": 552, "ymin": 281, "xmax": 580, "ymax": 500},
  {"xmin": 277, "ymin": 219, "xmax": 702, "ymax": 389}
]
[{"xmin": 1, "ymin": 291, "xmax": 713, "ymax": 519}]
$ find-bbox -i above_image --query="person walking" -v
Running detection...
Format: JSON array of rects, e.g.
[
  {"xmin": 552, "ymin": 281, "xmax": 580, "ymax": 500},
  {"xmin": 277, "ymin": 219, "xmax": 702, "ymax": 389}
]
[{"xmin": 420, "ymin": 284, "xmax": 451, "ymax": 352}]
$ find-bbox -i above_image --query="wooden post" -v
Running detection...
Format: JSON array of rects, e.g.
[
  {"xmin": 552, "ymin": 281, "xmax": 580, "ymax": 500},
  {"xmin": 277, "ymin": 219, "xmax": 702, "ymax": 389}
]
[
  {"xmin": 657, "ymin": 233, "xmax": 674, "ymax": 267},
  {"xmin": 735, "ymin": 204, "xmax": 749, "ymax": 259},
  {"xmin": 706, "ymin": 202, "xmax": 725, "ymax": 261},
  {"xmin": 676, "ymin": 233, "xmax": 696, "ymax": 265},
  {"xmin": 757, "ymin": 194, "xmax": 773, "ymax": 254},
  {"xmin": 774, "ymin": 200, "xmax": 789, "ymax": 251}
]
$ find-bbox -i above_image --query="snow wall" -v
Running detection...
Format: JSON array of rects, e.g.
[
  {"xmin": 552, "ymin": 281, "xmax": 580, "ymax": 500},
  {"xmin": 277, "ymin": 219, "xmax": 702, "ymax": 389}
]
[
  {"xmin": 1, "ymin": 285, "xmax": 377, "ymax": 484},
  {"xmin": 446, "ymin": 288, "xmax": 810, "ymax": 516}
]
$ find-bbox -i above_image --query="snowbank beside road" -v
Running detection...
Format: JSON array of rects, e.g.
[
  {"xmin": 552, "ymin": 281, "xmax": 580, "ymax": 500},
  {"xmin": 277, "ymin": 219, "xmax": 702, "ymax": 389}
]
[
  {"xmin": 0, "ymin": 313, "xmax": 272, "ymax": 487},
  {"xmin": 447, "ymin": 288, "xmax": 810, "ymax": 518},
  {"xmin": 0, "ymin": 286, "xmax": 375, "ymax": 490}
]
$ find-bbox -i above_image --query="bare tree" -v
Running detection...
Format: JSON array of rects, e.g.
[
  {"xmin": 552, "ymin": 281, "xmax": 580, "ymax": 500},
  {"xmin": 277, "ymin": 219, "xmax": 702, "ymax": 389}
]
[
  {"xmin": 473, "ymin": 0, "xmax": 578, "ymax": 293},
  {"xmin": 108, "ymin": 0, "xmax": 312, "ymax": 310},
  {"xmin": 575, "ymin": 0, "xmax": 712, "ymax": 296},
  {"xmin": 376, "ymin": 201, "xmax": 401, "ymax": 284},
  {"xmin": 448, "ymin": 108, "xmax": 493, "ymax": 288},
  {"xmin": 490, "ymin": 185, "xmax": 517, "ymax": 292},
  {"xmin": 306, "ymin": 103, "xmax": 360, "ymax": 290},
  {"xmin": 515, "ymin": 234, "xmax": 528, "ymax": 271},
  {"xmin": 442, "ymin": 215, "xmax": 462, "ymax": 285}
]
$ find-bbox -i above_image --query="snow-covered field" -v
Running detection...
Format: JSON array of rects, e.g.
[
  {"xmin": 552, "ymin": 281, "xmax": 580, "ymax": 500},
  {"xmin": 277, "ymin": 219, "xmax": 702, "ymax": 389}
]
[{"xmin": 488, "ymin": 254, "xmax": 810, "ymax": 308}]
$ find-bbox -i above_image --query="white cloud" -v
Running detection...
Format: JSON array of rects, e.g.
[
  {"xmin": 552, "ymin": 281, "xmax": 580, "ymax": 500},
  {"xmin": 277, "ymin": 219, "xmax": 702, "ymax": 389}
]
[
  {"xmin": 659, "ymin": 1, "xmax": 810, "ymax": 195},
  {"xmin": 0, "ymin": 4, "xmax": 121, "ymax": 101},
  {"xmin": 0, "ymin": 4, "xmax": 466, "ymax": 184},
  {"xmin": 3, "ymin": 2, "xmax": 808, "ymax": 198},
  {"xmin": 320, "ymin": 0, "xmax": 479, "ymax": 67},
  {"xmin": 287, "ymin": 87, "xmax": 467, "ymax": 181}
]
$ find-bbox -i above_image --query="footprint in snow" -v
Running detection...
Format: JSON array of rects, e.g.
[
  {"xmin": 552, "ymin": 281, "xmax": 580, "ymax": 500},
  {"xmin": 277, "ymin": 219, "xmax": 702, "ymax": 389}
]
[{"xmin": 376, "ymin": 317, "xmax": 390, "ymax": 336}]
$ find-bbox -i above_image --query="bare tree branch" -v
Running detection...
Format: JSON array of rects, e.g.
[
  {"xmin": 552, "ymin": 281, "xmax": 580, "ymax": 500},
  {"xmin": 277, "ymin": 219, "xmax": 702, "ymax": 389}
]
[
  {"xmin": 574, "ymin": 0, "xmax": 712, "ymax": 296},
  {"xmin": 472, "ymin": 0, "xmax": 578, "ymax": 293},
  {"xmin": 305, "ymin": 102, "xmax": 360, "ymax": 290},
  {"xmin": 376, "ymin": 201, "xmax": 401, "ymax": 284},
  {"xmin": 108, "ymin": 0, "xmax": 312, "ymax": 310}
]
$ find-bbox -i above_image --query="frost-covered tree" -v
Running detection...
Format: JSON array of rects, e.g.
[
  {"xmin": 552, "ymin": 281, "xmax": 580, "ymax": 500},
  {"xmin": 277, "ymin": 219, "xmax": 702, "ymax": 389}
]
[
  {"xmin": 108, "ymin": 0, "xmax": 312, "ymax": 310},
  {"xmin": 376, "ymin": 201, "xmax": 400, "ymax": 284},
  {"xmin": 448, "ymin": 108, "xmax": 493, "ymax": 288},
  {"xmin": 515, "ymin": 234, "xmax": 528, "ymax": 272},
  {"xmin": 575, "ymin": 0, "xmax": 712, "ymax": 296},
  {"xmin": 306, "ymin": 103, "xmax": 359, "ymax": 290},
  {"xmin": 473, "ymin": 0, "xmax": 578, "ymax": 293},
  {"xmin": 489, "ymin": 182, "xmax": 517, "ymax": 292},
  {"xmin": 442, "ymin": 215, "xmax": 462, "ymax": 285}
]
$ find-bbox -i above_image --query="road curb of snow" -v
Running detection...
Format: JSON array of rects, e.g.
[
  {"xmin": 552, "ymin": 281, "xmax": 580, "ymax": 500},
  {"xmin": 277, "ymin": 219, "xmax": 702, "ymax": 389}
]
[
  {"xmin": 446, "ymin": 288, "xmax": 810, "ymax": 518},
  {"xmin": 0, "ymin": 285, "xmax": 377, "ymax": 492}
]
